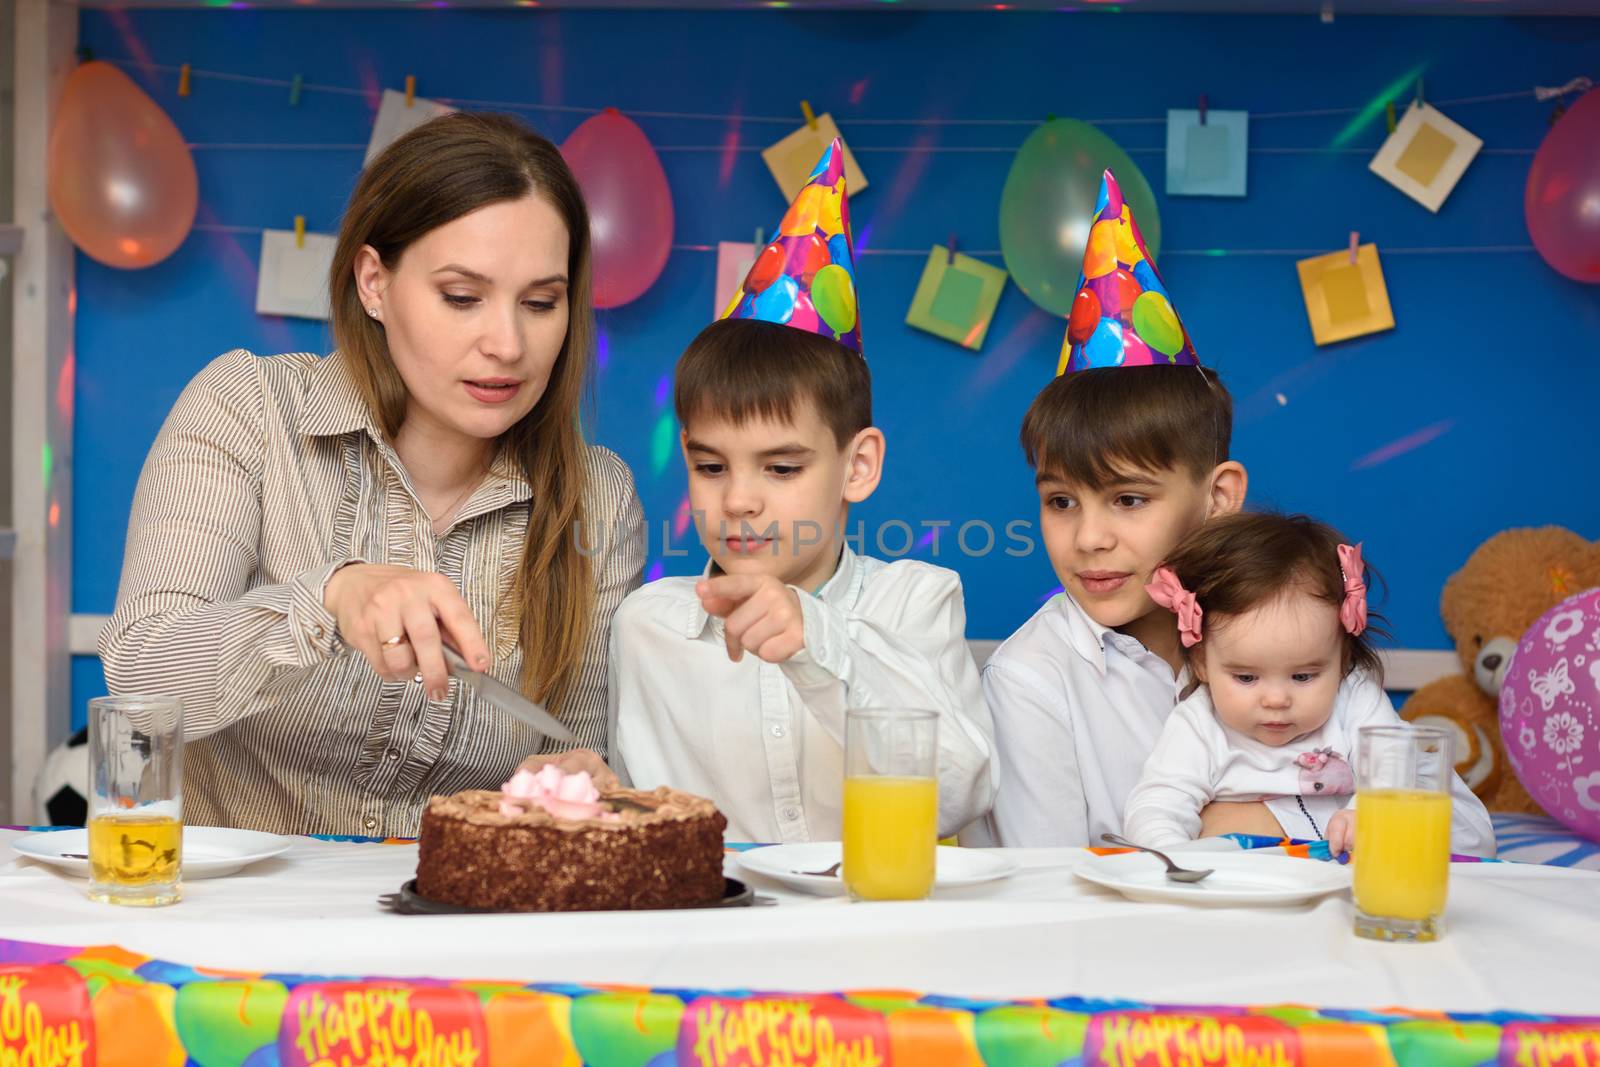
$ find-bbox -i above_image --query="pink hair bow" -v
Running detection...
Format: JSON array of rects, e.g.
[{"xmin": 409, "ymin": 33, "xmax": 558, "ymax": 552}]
[
  {"xmin": 1146, "ymin": 567, "xmax": 1204, "ymax": 648},
  {"xmin": 1337, "ymin": 542, "xmax": 1368, "ymax": 636}
]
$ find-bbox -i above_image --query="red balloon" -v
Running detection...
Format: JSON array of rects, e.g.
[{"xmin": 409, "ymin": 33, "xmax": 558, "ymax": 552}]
[
  {"xmin": 1096, "ymin": 268, "xmax": 1142, "ymax": 319},
  {"xmin": 561, "ymin": 109, "xmax": 674, "ymax": 308},
  {"xmin": 745, "ymin": 243, "xmax": 785, "ymax": 295},
  {"xmin": 48, "ymin": 62, "xmax": 197, "ymax": 269},
  {"xmin": 1526, "ymin": 89, "xmax": 1600, "ymax": 284},
  {"xmin": 1067, "ymin": 287, "xmax": 1101, "ymax": 345},
  {"xmin": 791, "ymin": 234, "xmax": 831, "ymax": 285}
]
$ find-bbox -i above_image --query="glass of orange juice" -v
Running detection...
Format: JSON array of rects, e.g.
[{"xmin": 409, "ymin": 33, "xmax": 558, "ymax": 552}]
[
  {"xmin": 842, "ymin": 708, "xmax": 938, "ymax": 902},
  {"xmin": 1353, "ymin": 723, "xmax": 1453, "ymax": 942},
  {"xmin": 87, "ymin": 695, "xmax": 184, "ymax": 906}
]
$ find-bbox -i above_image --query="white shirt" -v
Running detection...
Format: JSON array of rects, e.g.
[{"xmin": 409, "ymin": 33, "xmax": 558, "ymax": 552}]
[
  {"xmin": 978, "ymin": 592, "xmax": 1189, "ymax": 848},
  {"xmin": 609, "ymin": 545, "xmax": 997, "ymax": 844},
  {"xmin": 1124, "ymin": 670, "xmax": 1497, "ymax": 856}
]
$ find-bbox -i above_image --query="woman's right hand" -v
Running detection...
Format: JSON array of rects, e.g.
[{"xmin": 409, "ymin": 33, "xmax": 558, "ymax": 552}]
[
  {"xmin": 324, "ymin": 564, "xmax": 492, "ymax": 701},
  {"xmin": 518, "ymin": 749, "xmax": 619, "ymax": 791}
]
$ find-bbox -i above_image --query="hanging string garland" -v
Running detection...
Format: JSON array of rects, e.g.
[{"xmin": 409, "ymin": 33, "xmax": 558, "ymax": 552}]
[{"xmin": 106, "ymin": 54, "xmax": 1590, "ymax": 279}]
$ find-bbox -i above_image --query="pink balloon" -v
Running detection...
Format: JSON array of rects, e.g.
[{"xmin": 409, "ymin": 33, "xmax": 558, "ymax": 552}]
[
  {"xmin": 1525, "ymin": 89, "xmax": 1600, "ymax": 284},
  {"xmin": 48, "ymin": 62, "xmax": 197, "ymax": 270},
  {"xmin": 1500, "ymin": 588, "xmax": 1600, "ymax": 842},
  {"xmin": 561, "ymin": 109, "xmax": 674, "ymax": 309}
]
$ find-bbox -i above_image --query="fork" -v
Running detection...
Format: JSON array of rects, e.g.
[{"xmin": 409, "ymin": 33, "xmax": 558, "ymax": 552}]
[{"xmin": 1100, "ymin": 833, "xmax": 1214, "ymax": 883}]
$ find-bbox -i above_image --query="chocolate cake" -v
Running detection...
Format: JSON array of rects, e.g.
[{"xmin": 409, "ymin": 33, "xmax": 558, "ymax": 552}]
[{"xmin": 414, "ymin": 778, "xmax": 728, "ymax": 912}]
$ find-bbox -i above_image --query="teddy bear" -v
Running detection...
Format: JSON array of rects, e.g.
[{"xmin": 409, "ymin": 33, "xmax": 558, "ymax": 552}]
[{"xmin": 1400, "ymin": 526, "xmax": 1600, "ymax": 814}]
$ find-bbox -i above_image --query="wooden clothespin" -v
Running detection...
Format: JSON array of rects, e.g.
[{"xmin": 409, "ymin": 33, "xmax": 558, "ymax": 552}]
[
  {"xmin": 405, "ymin": 75, "xmax": 417, "ymax": 108},
  {"xmin": 178, "ymin": 63, "xmax": 192, "ymax": 97},
  {"xmin": 294, "ymin": 216, "xmax": 306, "ymax": 250},
  {"xmin": 754, "ymin": 227, "xmax": 765, "ymax": 251},
  {"xmin": 289, "ymin": 73, "xmax": 303, "ymax": 107},
  {"xmin": 947, "ymin": 233, "xmax": 958, "ymax": 265},
  {"xmin": 1348, "ymin": 231, "xmax": 1360, "ymax": 265},
  {"xmin": 1199, "ymin": 93, "xmax": 1208, "ymax": 125},
  {"xmin": 800, "ymin": 100, "xmax": 817, "ymax": 131},
  {"xmin": 1385, "ymin": 100, "xmax": 1396, "ymax": 135},
  {"xmin": 1414, "ymin": 77, "xmax": 1425, "ymax": 109}
]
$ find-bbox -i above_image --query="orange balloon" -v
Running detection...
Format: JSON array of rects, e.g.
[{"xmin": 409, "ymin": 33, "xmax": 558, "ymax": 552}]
[
  {"xmin": 1083, "ymin": 220, "xmax": 1118, "ymax": 279},
  {"xmin": 91, "ymin": 981, "xmax": 185, "ymax": 1067},
  {"xmin": 48, "ymin": 61, "xmax": 197, "ymax": 269},
  {"xmin": 781, "ymin": 184, "xmax": 825, "ymax": 236}
]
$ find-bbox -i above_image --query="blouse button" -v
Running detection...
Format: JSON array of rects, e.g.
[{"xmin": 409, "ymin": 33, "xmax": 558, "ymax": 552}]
[
  {"xmin": 770, "ymin": 725, "xmax": 786, "ymax": 739},
  {"xmin": 363, "ymin": 816, "xmax": 377, "ymax": 830},
  {"xmin": 783, "ymin": 807, "xmax": 799, "ymax": 821}
]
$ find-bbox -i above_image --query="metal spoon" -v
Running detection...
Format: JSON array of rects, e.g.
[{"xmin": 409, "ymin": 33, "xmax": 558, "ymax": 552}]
[
  {"xmin": 795, "ymin": 862, "xmax": 842, "ymax": 877},
  {"xmin": 1100, "ymin": 833, "xmax": 1214, "ymax": 883}
]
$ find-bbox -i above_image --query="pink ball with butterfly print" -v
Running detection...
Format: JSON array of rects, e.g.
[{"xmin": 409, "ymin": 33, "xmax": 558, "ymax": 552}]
[{"xmin": 1500, "ymin": 587, "xmax": 1600, "ymax": 842}]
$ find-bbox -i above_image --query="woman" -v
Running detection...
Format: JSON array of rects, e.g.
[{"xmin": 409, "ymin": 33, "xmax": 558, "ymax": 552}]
[{"xmin": 100, "ymin": 113, "xmax": 644, "ymax": 836}]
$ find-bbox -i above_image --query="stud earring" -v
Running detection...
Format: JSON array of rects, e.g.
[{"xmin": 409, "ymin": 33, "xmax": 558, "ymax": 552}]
[{"xmin": 367, "ymin": 307, "xmax": 379, "ymax": 318}]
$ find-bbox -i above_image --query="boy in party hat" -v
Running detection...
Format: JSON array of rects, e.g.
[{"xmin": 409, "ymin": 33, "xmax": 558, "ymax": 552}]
[
  {"xmin": 608, "ymin": 141, "xmax": 996, "ymax": 844},
  {"xmin": 979, "ymin": 169, "xmax": 1262, "ymax": 848}
]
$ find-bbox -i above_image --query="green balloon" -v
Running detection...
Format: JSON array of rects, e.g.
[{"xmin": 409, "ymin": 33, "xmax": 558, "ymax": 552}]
[
  {"xmin": 974, "ymin": 1005, "xmax": 1088, "ymax": 1067},
  {"xmin": 571, "ymin": 992, "xmax": 683, "ymax": 1067},
  {"xmin": 999, "ymin": 118, "xmax": 1162, "ymax": 318},
  {"xmin": 174, "ymin": 981, "xmax": 288, "ymax": 1067},
  {"xmin": 811, "ymin": 263, "xmax": 857, "ymax": 338},
  {"xmin": 1131, "ymin": 290, "xmax": 1184, "ymax": 356}
]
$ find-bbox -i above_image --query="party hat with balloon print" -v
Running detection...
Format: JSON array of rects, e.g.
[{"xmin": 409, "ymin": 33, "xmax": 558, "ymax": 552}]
[
  {"xmin": 721, "ymin": 138, "xmax": 863, "ymax": 355},
  {"xmin": 1058, "ymin": 169, "xmax": 1196, "ymax": 376}
]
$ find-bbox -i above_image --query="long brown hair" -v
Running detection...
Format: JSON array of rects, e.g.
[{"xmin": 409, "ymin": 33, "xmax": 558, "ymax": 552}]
[
  {"xmin": 1159, "ymin": 511, "xmax": 1389, "ymax": 684},
  {"xmin": 328, "ymin": 112, "xmax": 596, "ymax": 712}
]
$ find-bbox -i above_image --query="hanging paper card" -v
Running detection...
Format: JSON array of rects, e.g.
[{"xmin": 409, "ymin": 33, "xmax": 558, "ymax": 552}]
[
  {"xmin": 1166, "ymin": 109, "xmax": 1248, "ymax": 197},
  {"xmin": 1296, "ymin": 242, "xmax": 1395, "ymax": 346},
  {"xmin": 714, "ymin": 241, "xmax": 757, "ymax": 318},
  {"xmin": 762, "ymin": 114, "xmax": 868, "ymax": 202},
  {"xmin": 905, "ymin": 246, "xmax": 1008, "ymax": 351},
  {"xmin": 256, "ymin": 228, "xmax": 336, "ymax": 320},
  {"xmin": 365, "ymin": 88, "xmax": 456, "ymax": 165},
  {"xmin": 1368, "ymin": 101, "xmax": 1481, "ymax": 213}
]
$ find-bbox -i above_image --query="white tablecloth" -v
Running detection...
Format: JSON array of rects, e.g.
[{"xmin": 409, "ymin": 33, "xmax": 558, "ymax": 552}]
[{"xmin": 3, "ymin": 829, "xmax": 1598, "ymax": 1015}]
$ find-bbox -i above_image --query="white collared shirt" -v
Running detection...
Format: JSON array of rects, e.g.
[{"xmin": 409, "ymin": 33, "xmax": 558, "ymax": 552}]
[
  {"xmin": 609, "ymin": 545, "xmax": 997, "ymax": 844},
  {"xmin": 977, "ymin": 592, "xmax": 1190, "ymax": 848},
  {"xmin": 1125, "ymin": 671, "xmax": 1497, "ymax": 856}
]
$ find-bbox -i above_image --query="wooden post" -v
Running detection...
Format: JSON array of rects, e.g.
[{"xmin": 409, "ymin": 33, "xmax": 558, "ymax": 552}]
[{"xmin": 9, "ymin": 0, "xmax": 75, "ymax": 823}]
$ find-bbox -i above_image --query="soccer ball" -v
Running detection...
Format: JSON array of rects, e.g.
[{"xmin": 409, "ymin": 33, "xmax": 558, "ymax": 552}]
[{"xmin": 33, "ymin": 727, "xmax": 88, "ymax": 826}]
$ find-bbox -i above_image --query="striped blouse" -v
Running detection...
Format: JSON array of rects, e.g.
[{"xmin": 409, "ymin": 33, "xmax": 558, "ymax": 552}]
[{"xmin": 99, "ymin": 350, "xmax": 645, "ymax": 836}]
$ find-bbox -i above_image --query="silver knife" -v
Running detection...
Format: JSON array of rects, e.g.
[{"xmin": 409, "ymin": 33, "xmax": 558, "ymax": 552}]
[{"xmin": 440, "ymin": 645, "xmax": 579, "ymax": 745}]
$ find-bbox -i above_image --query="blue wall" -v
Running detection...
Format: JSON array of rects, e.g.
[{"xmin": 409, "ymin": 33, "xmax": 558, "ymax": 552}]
[{"xmin": 71, "ymin": 9, "xmax": 1600, "ymax": 723}]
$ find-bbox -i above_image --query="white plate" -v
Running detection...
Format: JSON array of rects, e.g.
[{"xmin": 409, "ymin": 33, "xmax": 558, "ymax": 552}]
[
  {"xmin": 11, "ymin": 826, "xmax": 292, "ymax": 880},
  {"xmin": 737, "ymin": 842, "xmax": 1018, "ymax": 896},
  {"xmin": 1073, "ymin": 850, "xmax": 1351, "ymax": 907}
]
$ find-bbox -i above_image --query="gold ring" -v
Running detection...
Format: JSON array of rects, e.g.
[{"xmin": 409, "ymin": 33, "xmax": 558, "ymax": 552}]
[{"xmin": 382, "ymin": 634, "xmax": 409, "ymax": 648}]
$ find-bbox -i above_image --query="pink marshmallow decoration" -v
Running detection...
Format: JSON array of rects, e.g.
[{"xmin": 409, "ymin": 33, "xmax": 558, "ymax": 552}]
[{"xmin": 499, "ymin": 764, "xmax": 617, "ymax": 822}]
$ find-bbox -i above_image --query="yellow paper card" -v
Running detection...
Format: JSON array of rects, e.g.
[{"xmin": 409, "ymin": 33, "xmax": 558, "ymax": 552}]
[
  {"xmin": 762, "ymin": 114, "xmax": 868, "ymax": 202},
  {"xmin": 1368, "ymin": 102, "xmax": 1481, "ymax": 213},
  {"xmin": 1296, "ymin": 243, "xmax": 1395, "ymax": 346}
]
